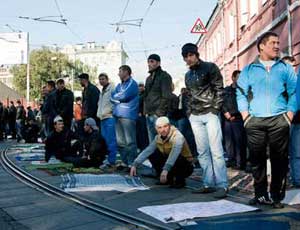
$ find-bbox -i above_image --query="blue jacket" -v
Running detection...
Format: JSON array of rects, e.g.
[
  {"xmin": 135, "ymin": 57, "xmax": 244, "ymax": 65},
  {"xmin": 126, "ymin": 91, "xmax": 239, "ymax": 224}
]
[
  {"xmin": 297, "ymin": 68, "xmax": 300, "ymax": 110},
  {"xmin": 111, "ymin": 77, "xmax": 139, "ymax": 120},
  {"xmin": 236, "ymin": 57, "xmax": 297, "ymax": 117}
]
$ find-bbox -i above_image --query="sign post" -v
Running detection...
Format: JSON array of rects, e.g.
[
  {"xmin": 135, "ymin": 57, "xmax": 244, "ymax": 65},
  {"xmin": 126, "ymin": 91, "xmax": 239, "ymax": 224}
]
[{"xmin": 191, "ymin": 18, "xmax": 208, "ymax": 34}]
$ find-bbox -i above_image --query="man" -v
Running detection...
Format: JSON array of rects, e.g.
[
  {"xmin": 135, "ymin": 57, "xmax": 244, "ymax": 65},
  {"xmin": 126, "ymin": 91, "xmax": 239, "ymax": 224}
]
[
  {"xmin": 23, "ymin": 118, "xmax": 40, "ymax": 143},
  {"xmin": 8, "ymin": 101, "xmax": 17, "ymax": 139},
  {"xmin": 97, "ymin": 73, "xmax": 117, "ymax": 168},
  {"xmin": 182, "ymin": 43, "xmax": 228, "ymax": 198},
  {"xmin": 222, "ymin": 70, "xmax": 247, "ymax": 170},
  {"xmin": 130, "ymin": 116, "xmax": 194, "ymax": 188},
  {"xmin": 27, "ymin": 106, "xmax": 35, "ymax": 121},
  {"xmin": 56, "ymin": 78, "xmax": 74, "ymax": 129},
  {"xmin": 73, "ymin": 97, "xmax": 83, "ymax": 134},
  {"xmin": 41, "ymin": 80, "xmax": 57, "ymax": 137},
  {"xmin": 16, "ymin": 100, "xmax": 26, "ymax": 142},
  {"xmin": 78, "ymin": 73, "xmax": 100, "ymax": 122},
  {"xmin": 45, "ymin": 116, "xmax": 82, "ymax": 162},
  {"xmin": 167, "ymin": 83, "xmax": 180, "ymax": 127},
  {"xmin": 67, "ymin": 118, "xmax": 107, "ymax": 168},
  {"xmin": 143, "ymin": 54, "xmax": 173, "ymax": 142},
  {"xmin": 136, "ymin": 83, "xmax": 149, "ymax": 152},
  {"xmin": 236, "ymin": 31, "xmax": 297, "ymax": 208},
  {"xmin": 111, "ymin": 65, "xmax": 139, "ymax": 168}
]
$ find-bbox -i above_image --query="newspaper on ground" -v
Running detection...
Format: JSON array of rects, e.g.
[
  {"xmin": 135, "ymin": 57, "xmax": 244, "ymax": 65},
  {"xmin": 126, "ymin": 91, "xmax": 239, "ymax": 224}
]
[
  {"xmin": 283, "ymin": 189, "xmax": 300, "ymax": 205},
  {"xmin": 138, "ymin": 200, "xmax": 258, "ymax": 223},
  {"xmin": 61, "ymin": 174, "xmax": 149, "ymax": 192}
]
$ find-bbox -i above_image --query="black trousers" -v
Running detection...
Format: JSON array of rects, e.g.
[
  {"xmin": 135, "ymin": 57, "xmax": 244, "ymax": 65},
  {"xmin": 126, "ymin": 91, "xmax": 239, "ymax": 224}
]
[
  {"xmin": 245, "ymin": 114, "xmax": 290, "ymax": 201},
  {"xmin": 223, "ymin": 119, "xmax": 247, "ymax": 168},
  {"xmin": 149, "ymin": 149, "xmax": 194, "ymax": 183},
  {"xmin": 136, "ymin": 115, "xmax": 149, "ymax": 151}
]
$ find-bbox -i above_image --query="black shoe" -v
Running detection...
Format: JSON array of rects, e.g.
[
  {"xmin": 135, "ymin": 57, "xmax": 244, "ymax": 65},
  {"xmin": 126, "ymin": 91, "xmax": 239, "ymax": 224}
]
[
  {"xmin": 192, "ymin": 186, "xmax": 216, "ymax": 194},
  {"xmin": 226, "ymin": 161, "xmax": 236, "ymax": 168},
  {"xmin": 249, "ymin": 195, "xmax": 272, "ymax": 205},
  {"xmin": 245, "ymin": 162, "xmax": 252, "ymax": 173},
  {"xmin": 272, "ymin": 201, "xmax": 284, "ymax": 209},
  {"xmin": 213, "ymin": 188, "xmax": 228, "ymax": 199}
]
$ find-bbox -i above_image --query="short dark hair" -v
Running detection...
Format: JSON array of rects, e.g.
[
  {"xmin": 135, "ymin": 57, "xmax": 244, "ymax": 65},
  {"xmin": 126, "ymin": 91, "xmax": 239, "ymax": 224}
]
[
  {"xmin": 47, "ymin": 80, "xmax": 56, "ymax": 89},
  {"xmin": 78, "ymin": 73, "xmax": 89, "ymax": 80},
  {"xmin": 75, "ymin": 97, "xmax": 81, "ymax": 102},
  {"xmin": 98, "ymin": 73, "xmax": 108, "ymax": 80},
  {"xmin": 119, "ymin": 65, "xmax": 132, "ymax": 76},
  {"xmin": 282, "ymin": 56, "xmax": 295, "ymax": 63},
  {"xmin": 56, "ymin": 78, "xmax": 65, "ymax": 84},
  {"xmin": 231, "ymin": 70, "xmax": 241, "ymax": 78},
  {"xmin": 256, "ymin": 31, "xmax": 279, "ymax": 52}
]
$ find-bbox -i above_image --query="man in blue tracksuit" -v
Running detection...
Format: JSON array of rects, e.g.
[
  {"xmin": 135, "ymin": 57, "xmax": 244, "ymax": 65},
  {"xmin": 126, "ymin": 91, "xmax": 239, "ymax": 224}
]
[
  {"xmin": 111, "ymin": 65, "xmax": 139, "ymax": 169},
  {"xmin": 236, "ymin": 31, "xmax": 297, "ymax": 208}
]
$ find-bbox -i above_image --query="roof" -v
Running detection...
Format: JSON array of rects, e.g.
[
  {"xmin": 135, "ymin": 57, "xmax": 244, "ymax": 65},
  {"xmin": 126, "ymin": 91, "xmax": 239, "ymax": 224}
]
[{"xmin": 0, "ymin": 81, "xmax": 23, "ymax": 102}]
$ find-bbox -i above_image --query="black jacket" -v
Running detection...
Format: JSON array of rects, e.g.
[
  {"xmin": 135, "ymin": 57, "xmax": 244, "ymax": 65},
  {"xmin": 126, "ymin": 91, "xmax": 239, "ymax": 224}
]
[
  {"xmin": 82, "ymin": 82, "xmax": 100, "ymax": 119},
  {"xmin": 222, "ymin": 84, "xmax": 242, "ymax": 118},
  {"xmin": 42, "ymin": 89, "xmax": 57, "ymax": 119},
  {"xmin": 8, "ymin": 105, "xmax": 17, "ymax": 122},
  {"xmin": 185, "ymin": 61, "xmax": 224, "ymax": 115},
  {"xmin": 56, "ymin": 88, "xmax": 74, "ymax": 121},
  {"xmin": 84, "ymin": 130, "xmax": 107, "ymax": 164},
  {"xmin": 16, "ymin": 105, "xmax": 26, "ymax": 121},
  {"xmin": 144, "ymin": 66, "xmax": 173, "ymax": 116},
  {"xmin": 167, "ymin": 93, "xmax": 180, "ymax": 120}
]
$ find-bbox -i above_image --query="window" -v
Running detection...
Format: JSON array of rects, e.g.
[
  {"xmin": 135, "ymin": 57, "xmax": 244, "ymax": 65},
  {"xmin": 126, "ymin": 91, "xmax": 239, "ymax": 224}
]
[
  {"xmin": 217, "ymin": 32, "xmax": 223, "ymax": 54},
  {"xmin": 250, "ymin": 0, "xmax": 258, "ymax": 17},
  {"xmin": 228, "ymin": 14, "xmax": 235, "ymax": 43},
  {"xmin": 240, "ymin": 0, "xmax": 248, "ymax": 27}
]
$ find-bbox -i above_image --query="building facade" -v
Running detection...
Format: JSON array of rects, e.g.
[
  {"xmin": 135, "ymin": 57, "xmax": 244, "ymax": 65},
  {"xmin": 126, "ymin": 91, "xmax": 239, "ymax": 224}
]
[
  {"xmin": 197, "ymin": 0, "xmax": 300, "ymax": 85},
  {"xmin": 0, "ymin": 66, "xmax": 14, "ymax": 89},
  {"xmin": 61, "ymin": 40, "xmax": 128, "ymax": 84}
]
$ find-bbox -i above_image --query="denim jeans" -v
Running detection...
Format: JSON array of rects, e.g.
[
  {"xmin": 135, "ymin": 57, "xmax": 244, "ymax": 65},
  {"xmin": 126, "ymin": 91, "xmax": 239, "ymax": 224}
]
[
  {"xmin": 146, "ymin": 115, "xmax": 158, "ymax": 142},
  {"xmin": 189, "ymin": 113, "xmax": 228, "ymax": 188},
  {"xmin": 290, "ymin": 124, "xmax": 300, "ymax": 186},
  {"xmin": 115, "ymin": 117, "xmax": 137, "ymax": 166},
  {"xmin": 101, "ymin": 117, "xmax": 117, "ymax": 165}
]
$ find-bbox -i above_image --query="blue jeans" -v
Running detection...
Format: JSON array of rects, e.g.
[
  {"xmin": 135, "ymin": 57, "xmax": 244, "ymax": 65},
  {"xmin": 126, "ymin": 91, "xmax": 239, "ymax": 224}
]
[
  {"xmin": 101, "ymin": 117, "xmax": 117, "ymax": 165},
  {"xmin": 189, "ymin": 113, "xmax": 228, "ymax": 188},
  {"xmin": 115, "ymin": 118, "xmax": 137, "ymax": 166},
  {"xmin": 146, "ymin": 115, "xmax": 157, "ymax": 142},
  {"xmin": 290, "ymin": 124, "xmax": 300, "ymax": 186}
]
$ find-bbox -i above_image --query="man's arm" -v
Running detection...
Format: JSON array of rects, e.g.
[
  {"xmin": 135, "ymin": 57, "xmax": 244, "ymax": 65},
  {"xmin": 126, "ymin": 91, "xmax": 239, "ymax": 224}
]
[
  {"xmin": 286, "ymin": 64, "xmax": 298, "ymax": 120},
  {"xmin": 156, "ymin": 73, "xmax": 173, "ymax": 116},
  {"xmin": 112, "ymin": 80, "xmax": 138, "ymax": 103},
  {"xmin": 236, "ymin": 67, "xmax": 250, "ymax": 120},
  {"xmin": 132, "ymin": 139, "xmax": 157, "ymax": 167},
  {"xmin": 210, "ymin": 63, "xmax": 224, "ymax": 111}
]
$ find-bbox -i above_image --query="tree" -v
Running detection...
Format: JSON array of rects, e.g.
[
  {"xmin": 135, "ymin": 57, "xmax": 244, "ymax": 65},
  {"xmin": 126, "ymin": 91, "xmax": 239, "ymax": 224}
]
[{"xmin": 11, "ymin": 47, "xmax": 95, "ymax": 100}]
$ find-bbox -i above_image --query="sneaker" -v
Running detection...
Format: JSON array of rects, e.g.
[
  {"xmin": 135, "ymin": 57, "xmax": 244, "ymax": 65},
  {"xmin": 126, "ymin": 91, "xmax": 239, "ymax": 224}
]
[
  {"xmin": 116, "ymin": 163, "xmax": 128, "ymax": 171},
  {"xmin": 213, "ymin": 188, "xmax": 228, "ymax": 199},
  {"xmin": 99, "ymin": 163, "xmax": 115, "ymax": 172},
  {"xmin": 272, "ymin": 201, "xmax": 284, "ymax": 209},
  {"xmin": 248, "ymin": 195, "xmax": 272, "ymax": 205},
  {"xmin": 192, "ymin": 186, "xmax": 216, "ymax": 194}
]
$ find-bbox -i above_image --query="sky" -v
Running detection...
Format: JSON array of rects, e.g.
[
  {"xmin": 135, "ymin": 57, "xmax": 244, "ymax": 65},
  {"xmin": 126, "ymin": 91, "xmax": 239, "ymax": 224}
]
[{"xmin": 1, "ymin": 0, "xmax": 217, "ymax": 83}]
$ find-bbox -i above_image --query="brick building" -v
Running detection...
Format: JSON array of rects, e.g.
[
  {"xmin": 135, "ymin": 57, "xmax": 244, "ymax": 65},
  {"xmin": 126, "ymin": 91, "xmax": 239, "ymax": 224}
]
[{"xmin": 197, "ymin": 0, "xmax": 300, "ymax": 85}]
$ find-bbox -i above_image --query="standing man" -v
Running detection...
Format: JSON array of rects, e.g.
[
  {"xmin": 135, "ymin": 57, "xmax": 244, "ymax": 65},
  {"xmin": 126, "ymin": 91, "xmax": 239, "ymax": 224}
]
[
  {"xmin": 41, "ymin": 80, "xmax": 57, "ymax": 137},
  {"xmin": 182, "ymin": 43, "xmax": 228, "ymax": 198},
  {"xmin": 78, "ymin": 73, "xmax": 100, "ymax": 122},
  {"xmin": 16, "ymin": 100, "xmax": 26, "ymax": 142},
  {"xmin": 222, "ymin": 70, "xmax": 247, "ymax": 170},
  {"xmin": 56, "ymin": 78, "xmax": 74, "ymax": 129},
  {"xmin": 236, "ymin": 31, "xmax": 297, "ymax": 208},
  {"xmin": 8, "ymin": 101, "xmax": 17, "ymax": 139},
  {"xmin": 111, "ymin": 65, "xmax": 139, "ymax": 169},
  {"xmin": 97, "ymin": 73, "xmax": 117, "ymax": 169},
  {"xmin": 144, "ymin": 54, "xmax": 173, "ymax": 142}
]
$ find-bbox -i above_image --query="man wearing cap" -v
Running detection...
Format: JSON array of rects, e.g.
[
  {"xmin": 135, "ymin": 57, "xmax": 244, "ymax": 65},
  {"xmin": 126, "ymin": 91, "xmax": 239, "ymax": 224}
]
[
  {"xmin": 56, "ymin": 78, "xmax": 74, "ymax": 129},
  {"xmin": 182, "ymin": 43, "xmax": 228, "ymax": 198},
  {"xmin": 236, "ymin": 31, "xmax": 297, "ymax": 208},
  {"xmin": 130, "ymin": 116, "xmax": 193, "ymax": 188},
  {"xmin": 111, "ymin": 65, "xmax": 139, "ymax": 169},
  {"xmin": 78, "ymin": 73, "xmax": 100, "ymax": 121},
  {"xmin": 45, "ymin": 115, "xmax": 82, "ymax": 162},
  {"xmin": 144, "ymin": 54, "xmax": 173, "ymax": 142},
  {"xmin": 97, "ymin": 73, "xmax": 117, "ymax": 169}
]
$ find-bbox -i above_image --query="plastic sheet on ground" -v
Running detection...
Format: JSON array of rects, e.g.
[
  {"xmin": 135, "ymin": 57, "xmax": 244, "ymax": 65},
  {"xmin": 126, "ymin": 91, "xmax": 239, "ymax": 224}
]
[
  {"xmin": 138, "ymin": 200, "xmax": 258, "ymax": 223},
  {"xmin": 61, "ymin": 174, "xmax": 149, "ymax": 192},
  {"xmin": 283, "ymin": 189, "xmax": 300, "ymax": 205},
  {"xmin": 15, "ymin": 153, "xmax": 45, "ymax": 161}
]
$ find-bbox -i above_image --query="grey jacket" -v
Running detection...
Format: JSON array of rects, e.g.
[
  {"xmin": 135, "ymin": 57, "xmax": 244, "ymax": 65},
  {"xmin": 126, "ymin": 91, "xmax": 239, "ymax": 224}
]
[{"xmin": 97, "ymin": 84, "xmax": 114, "ymax": 120}]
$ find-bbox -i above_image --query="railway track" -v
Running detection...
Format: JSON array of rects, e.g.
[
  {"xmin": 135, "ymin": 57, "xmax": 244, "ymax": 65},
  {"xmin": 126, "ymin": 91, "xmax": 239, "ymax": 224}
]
[{"xmin": 0, "ymin": 146, "xmax": 178, "ymax": 230}]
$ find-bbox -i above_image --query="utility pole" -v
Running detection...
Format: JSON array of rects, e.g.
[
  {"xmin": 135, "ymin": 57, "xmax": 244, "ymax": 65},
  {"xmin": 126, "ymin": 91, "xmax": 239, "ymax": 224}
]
[{"xmin": 26, "ymin": 32, "xmax": 30, "ymax": 102}]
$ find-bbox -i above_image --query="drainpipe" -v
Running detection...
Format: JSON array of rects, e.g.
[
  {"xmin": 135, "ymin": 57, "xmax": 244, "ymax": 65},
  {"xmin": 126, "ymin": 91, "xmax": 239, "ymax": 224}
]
[
  {"xmin": 234, "ymin": 0, "xmax": 239, "ymax": 70},
  {"xmin": 221, "ymin": 1, "xmax": 226, "ymax": 82},
  {"xmin": 286, "ymin": 0, "xmax": 292, "ymax": 56}
]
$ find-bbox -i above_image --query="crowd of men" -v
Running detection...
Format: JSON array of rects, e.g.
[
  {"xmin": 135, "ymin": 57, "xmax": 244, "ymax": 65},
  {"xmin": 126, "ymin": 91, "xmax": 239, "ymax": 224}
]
[{"xmin": 0, "ymin": 31, "xmax": 299, "ymax": 209}]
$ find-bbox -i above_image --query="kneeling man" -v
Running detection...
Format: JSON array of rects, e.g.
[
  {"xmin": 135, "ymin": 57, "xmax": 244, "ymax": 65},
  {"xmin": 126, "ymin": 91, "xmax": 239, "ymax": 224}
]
[{"xmin": 130, "ymin": 116, "xmax": 194, "ymax": 188}]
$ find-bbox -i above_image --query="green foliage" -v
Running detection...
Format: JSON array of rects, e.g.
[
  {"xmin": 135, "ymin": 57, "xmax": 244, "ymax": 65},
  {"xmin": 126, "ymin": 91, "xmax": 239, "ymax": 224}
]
[{"xmin": 11, "ymin": 47, "xmax": 95, "ymax": 100}]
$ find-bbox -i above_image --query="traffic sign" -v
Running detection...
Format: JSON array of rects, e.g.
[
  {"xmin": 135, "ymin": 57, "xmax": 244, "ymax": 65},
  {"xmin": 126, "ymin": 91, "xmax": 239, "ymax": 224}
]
[{"xmin": 191, "ymin": 18, "xmax": 207, "ymax": 34}]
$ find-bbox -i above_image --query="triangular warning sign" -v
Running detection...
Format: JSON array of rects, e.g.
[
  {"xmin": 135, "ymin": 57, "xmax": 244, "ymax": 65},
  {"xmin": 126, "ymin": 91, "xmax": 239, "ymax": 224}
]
[{"xmin": 191, "ymin": 18, "xmax": 207, "ymax": 34}]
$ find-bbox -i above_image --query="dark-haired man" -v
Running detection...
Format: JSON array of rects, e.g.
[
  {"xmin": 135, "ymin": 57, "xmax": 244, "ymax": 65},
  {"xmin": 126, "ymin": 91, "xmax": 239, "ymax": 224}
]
[{"xmin": 236, "ymin": 31, "xmax": 297, "ymax": 208}]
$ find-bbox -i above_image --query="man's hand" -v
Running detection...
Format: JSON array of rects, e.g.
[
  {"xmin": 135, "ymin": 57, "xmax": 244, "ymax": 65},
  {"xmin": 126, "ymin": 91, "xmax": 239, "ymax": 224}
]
[
  {"xmin": 241, "ymin": 111, "xmax": 250, "ymax": 121},
  {"xmin": 287, "ymin": 111, "xmax": 294, "ymax": 122},
  {"xmin": 130, "ymin": 166, "xmax": 137, "ymax": 177},
  {"xmin": 224, "ymin": 112, "xmax": 231, "ymax": 120},
  {"xmin": 160, "ymin": 170, "xmax": 168, "ymax": 184}
]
